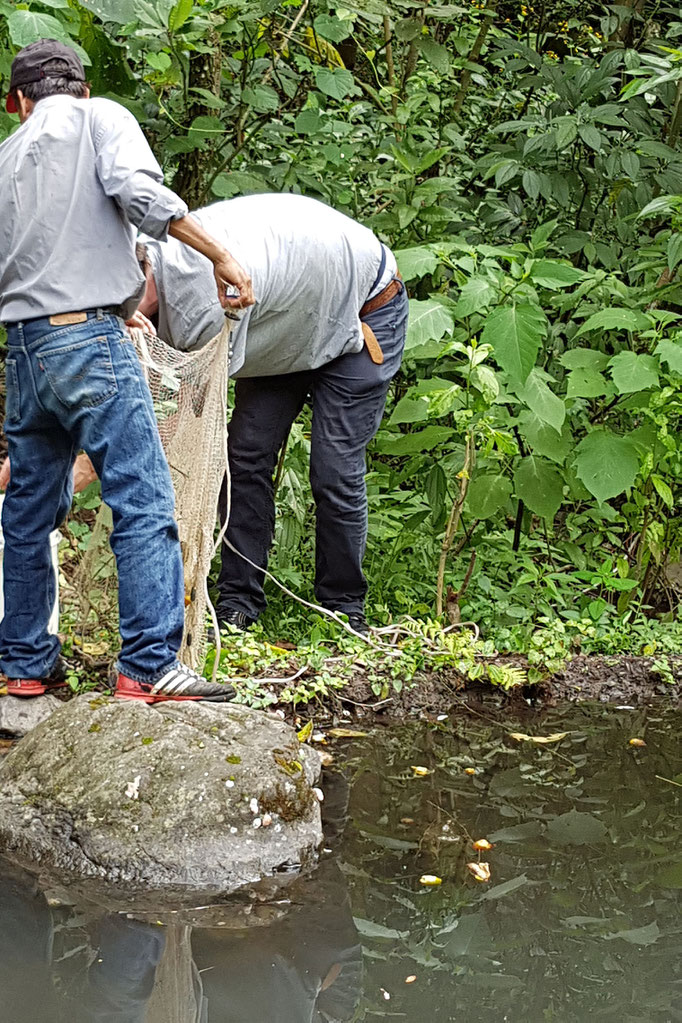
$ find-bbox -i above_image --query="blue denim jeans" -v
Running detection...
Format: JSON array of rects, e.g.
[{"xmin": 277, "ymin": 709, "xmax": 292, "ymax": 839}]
[
  {"xmin": 217, "ymin": 283, "xmax": 408, "ymax": 618},
  {"xmin": 0, "ymin": 311, "xmax": 184, "ymax": 681}
]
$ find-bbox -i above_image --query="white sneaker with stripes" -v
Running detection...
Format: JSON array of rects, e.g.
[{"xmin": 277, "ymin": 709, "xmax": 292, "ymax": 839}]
[{"xmin": 115, "ymin": 663, "xmax": 236, "ymax": 703}]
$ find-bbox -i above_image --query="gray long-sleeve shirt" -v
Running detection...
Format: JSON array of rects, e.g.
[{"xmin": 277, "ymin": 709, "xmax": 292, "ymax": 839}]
[
  {"xmin": 143, "ymin": 193, "xmax": 397, "ymax": 378},
  {"xmin": 0, "ymin": 94, "xmax": 188, "ymax": 323}
]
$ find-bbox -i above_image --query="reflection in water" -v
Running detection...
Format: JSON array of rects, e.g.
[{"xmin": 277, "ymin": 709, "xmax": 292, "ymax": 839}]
[
  {"xmin": 1, "ymin": 705, "xmax": 680, "ymax": 1022},
  {"xmin": 0, "ymin": 772, "xmax": 361, "ymax": 1023}
]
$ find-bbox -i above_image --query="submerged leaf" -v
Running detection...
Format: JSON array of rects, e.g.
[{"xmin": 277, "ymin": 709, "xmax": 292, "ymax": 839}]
[
  {"xmin": 327, "ymin": 728, "xmax": 369, "ymax": 739},
  {"xmin": 419, "ymin": 874, "xmax": 443, "ymax": 886},
  {"xmin": 411, "ymin": 765, "xmax": 433, "ymax": 776},
  {"xmin": 546, "ymin": 810, "xmax": 607, "ymax": 846},
  {"xmin": 472, "ymin": 838, "xmax": 493, "ymax": 851},
  {"xmin": 603, "ymin": 921, "xmax": 660, "ymax": 946},
  {"xmin": 509, "ymin": 731, "xmax": 568, "ymax": 744},
  {"xmin": 629, "ymin": 737, "xmax": 646, "ymax": 747}
]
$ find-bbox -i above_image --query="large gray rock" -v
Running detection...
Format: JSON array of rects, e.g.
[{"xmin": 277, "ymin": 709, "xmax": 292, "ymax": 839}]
[
  {"xmin": 0, "ymin": 695, "xmax": 322, "ymax": 899},
  {"xmin": 0, "ymin": 693, "xmax": 61, "ymax": 737}
]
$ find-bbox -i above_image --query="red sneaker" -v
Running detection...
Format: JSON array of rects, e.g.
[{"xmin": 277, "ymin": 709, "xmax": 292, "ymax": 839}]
[
  {"xmin": 5, "ymin": 659, "xmax": 68, "ymax": 698},
  {"xmin": 115, "ymin": 664, "xmax": 236, "ymax": 704}
]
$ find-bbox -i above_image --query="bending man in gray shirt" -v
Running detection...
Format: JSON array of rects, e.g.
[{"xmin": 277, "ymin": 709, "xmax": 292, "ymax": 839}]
[
  {"xmin": 0, "ymin": 40, "xmax": 253, "ymax": 701},
  {"xmin": 136, "ymin": 194, "xmax": 408, "ymax": 635}
]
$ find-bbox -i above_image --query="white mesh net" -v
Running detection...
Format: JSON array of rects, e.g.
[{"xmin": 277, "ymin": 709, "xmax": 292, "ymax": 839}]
[{"xmin": 75, "ymin": 322, "xmax": 231, "ymax": 669}]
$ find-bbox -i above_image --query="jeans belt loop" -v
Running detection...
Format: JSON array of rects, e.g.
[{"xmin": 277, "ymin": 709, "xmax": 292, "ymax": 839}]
[{"xmin": 96, "ymin": 308, "xmax": 104, "ymax": 320}]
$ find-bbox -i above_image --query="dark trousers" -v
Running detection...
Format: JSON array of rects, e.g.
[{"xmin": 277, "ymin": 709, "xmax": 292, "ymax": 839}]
[{"xmin": 217, "ymin": 285, "xmax": 408, "ymax": 619}]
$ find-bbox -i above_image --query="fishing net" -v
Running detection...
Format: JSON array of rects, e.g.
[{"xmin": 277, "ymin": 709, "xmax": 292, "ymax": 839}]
[{"xmin": 74, "ymin": 322, "xmax": 231, "ymax": 669}]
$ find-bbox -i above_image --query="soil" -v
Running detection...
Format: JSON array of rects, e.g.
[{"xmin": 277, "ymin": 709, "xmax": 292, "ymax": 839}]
[{"xmin": 328, "ymin": 653, "xmax": 682, "ymax": 722}]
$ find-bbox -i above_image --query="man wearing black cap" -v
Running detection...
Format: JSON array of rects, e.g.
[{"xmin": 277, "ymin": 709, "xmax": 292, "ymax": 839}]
[{"xmin": 0, "ymin": 39, "xmax": 254, "ymax": 702}]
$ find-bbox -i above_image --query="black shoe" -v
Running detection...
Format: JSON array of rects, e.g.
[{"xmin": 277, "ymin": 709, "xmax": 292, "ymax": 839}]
[
  {"xmin": 219, "ymin": 609, "xmax": 258, "ymax": 631},
  {"xmin": 207, "ymin": 609, "xmax": 257, "ymax": 645},
  {"xmin": 346, "ymin": 613, "xmax": 369, "ymax": 637}
]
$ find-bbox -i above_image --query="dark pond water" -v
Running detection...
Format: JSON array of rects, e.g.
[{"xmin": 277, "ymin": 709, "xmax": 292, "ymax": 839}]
[{"xmin": 1, "ymin": 702, "xmax": 680, "ymax": 1022}]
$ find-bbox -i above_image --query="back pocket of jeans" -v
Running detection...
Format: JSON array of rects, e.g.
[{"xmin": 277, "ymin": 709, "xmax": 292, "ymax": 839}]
[
  {"xmin": 4, "ymin": 358, "xmax": 20, "ymax": 425},
  {"xmin": 39, "ymin": 336, "xmax": 118, "ymax": 409}
]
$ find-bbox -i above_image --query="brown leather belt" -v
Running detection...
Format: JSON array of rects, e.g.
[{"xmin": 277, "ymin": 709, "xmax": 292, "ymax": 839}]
[
  {"xmin": 360, "ymin": 273, "xmax": 403, "ymax": 318},
  {"xmin": 360, "ymin": 273, "xmax": 403, "ymax": 365},
  {"xmin": 48, "ymin": 307, "xmax": 123, "ymax": 326}
]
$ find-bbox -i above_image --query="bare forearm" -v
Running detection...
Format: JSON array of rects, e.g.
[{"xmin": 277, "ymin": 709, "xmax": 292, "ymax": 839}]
[{"xmin": 169, "ymin": 214, "xmax": 229, "ymax": 264}]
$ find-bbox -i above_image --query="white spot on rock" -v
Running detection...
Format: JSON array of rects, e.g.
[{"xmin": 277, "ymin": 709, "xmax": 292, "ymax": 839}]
[{"xmin": 125, "ymin": 775, "xmax": 141, "ymax": 800}]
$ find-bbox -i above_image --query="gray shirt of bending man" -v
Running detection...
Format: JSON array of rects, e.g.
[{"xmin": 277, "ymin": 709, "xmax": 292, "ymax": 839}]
[
  {"xmin": 142, "ymin": 193, "xmax": 398, "ymax": 377},
  {"xmin": 0, "ymin": 94, "xmax": 188, "ymax": 323}
]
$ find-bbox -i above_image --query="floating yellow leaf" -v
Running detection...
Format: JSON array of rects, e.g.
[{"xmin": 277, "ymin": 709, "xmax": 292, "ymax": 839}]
[
  {"xmin": 411, "ymin": 765, "xmax": 433, "ymax": 777},
  {"xmin": 464, "ymin": 767, "xmax": 477, "ymax": 775},
  {"xmin": 472, "ymin": 838, "xmax": 493, "ymax": 851},
  {"xmin": 467, "ymin": 861, "xmax": 491, "ymax": 882},
  {"xmin": 419, "ymin": 874, "xmax": 442, "ymax": 886},
  {"xmin": 327, "ymin": 728, "xmax": 368, "ymax": 739},
  {"xmin": 405, "ymin": 975, "xmax": 417, "ymax": 984},
  {"xmin": 297, "ymin": 720, "xmax": 313, "ymax": 743},
  {"xmin": 629, "ymin": 737, "xmax": 646, "ymax": 747},
  {"xmin": 509, "ymin": 732, "xmax": 568, "ymax": 744}
]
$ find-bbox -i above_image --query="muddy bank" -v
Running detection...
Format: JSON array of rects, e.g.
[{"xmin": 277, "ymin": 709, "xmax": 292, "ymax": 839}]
[
  {"xmin": 328, "ymin": 653, "xmax": 682, "ymax": 721},
  {"xmin": 1, "ymin": 653, "xmax": 680, "ymax": 746}
]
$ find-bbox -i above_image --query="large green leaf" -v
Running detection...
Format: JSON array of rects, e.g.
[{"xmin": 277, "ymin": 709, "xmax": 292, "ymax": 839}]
[
  {"xmin": 169, "ymin": 0, "xmax": 193, "ymax": 30},
  {"xmin": 212, "ymin": 171, "xmax": 268, "ymax": 197},
  {"xmin": 314, "ymin": 67, "xmax": 355, "ymax": 100},
  {"xmin": 515, "ymin": 369, "xmax": 565, "ymax": 434},
  {"xmin": 466, "ymin": 475, "xmax": 512, "ymax": 519},
  {"xmin": 7, "ymin": 9, "xmax": 71, "ymax": 47},
  {"xmin": 566, "ymin": 368, "xmax": 609, "ymax": 398},
  {"xmin": 608, "ymin": 351, "xmax": 659, "ymax": 393},
  {"xmin": 374, "ymin": 425, "xmax": 454, "ymax": 456},
  {"xmin": 418, "ymin": 36, "xmax": 450, "ymax": 73},
  {"xmin": 529, "ymin": 260, "xmax": 586, "ymax": 289},
  {"xmin": 576, "ymin": 308, "xmax": 649, "ymax": 336},
  {"xmin": 513, "ymin": 456, "xmax": 564, "ymax": 520},
  {"xmin": 387, "ymin": 396, "xmax": 429, "ymax": 426},
  {"xmin": 575, "ymin": 430, "xmax": 639, "ymax": 503},
  {"xmin": 313, "ymin": 13, "xmax": 352, "ymax": 42},
  {"xmin": 405, "ymin": 299, "xmax": 453, "ymax": 351},
  {"xmin": 396, "ymin": 247, "xmax": 439, "ymax": 281},
  {"xmin": 655, "ymin": 338, "xmax": 682, "ymax": 374},
  {"xmin": 79, "ymin": 0, "xmax": 137, "ymax": 22},
  {"xmin": 518, "ymin": 414, "xmax": 574, "ymax": 464},
  {"xmin": 454, "ymin": 277, "xmax": 497, "ymax": 318},
  {"xmin": 242, "ymin": 84, "xmax": 279, "ymax": 112},
  {"xmin": 481, "ymin": 303, "xmax": 547, "ymax": 386},
  {"xmin": 560, "ymin": 348, "xmax": 610, "ymax": 371}
]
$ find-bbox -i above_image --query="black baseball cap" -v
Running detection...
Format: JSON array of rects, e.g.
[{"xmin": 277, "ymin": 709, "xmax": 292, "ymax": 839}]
[{"xmin": 6, "ymin": 39, "xmax": 85, "ymax": 113}]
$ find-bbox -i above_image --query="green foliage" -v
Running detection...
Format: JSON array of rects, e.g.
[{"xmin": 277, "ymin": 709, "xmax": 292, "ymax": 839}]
[
  {"xmin": 1, "ymin": 0, "xmax": 679, "ymax": 658},
  {"xmin": 204, "ymin": 617, "xmax": 537, "ymax": 707}
]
